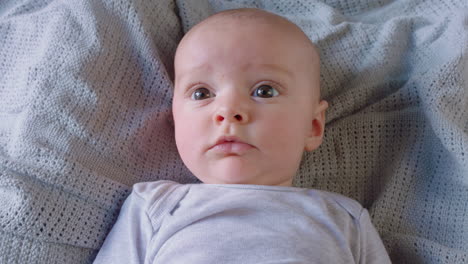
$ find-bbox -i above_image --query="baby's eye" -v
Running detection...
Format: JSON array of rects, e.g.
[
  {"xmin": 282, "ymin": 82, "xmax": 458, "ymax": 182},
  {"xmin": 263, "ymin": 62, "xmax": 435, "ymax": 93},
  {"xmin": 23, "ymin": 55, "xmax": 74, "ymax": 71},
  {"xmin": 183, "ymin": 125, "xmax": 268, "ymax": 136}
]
[
  {"xmin": 252, "ymin": 85, "xmax": 279, "ymax": 98},
  {"xmin": 191, "ymin": 87, "xmax": 214, "ymax": 100}
]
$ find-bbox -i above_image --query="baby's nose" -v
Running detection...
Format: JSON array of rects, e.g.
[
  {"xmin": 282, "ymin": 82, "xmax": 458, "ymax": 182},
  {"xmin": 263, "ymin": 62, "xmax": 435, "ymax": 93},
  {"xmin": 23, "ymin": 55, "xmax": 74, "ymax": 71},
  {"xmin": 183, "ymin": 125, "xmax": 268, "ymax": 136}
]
[{"xmin": 214, "ymin": 109, "xmax": 249, "ymax": 124}]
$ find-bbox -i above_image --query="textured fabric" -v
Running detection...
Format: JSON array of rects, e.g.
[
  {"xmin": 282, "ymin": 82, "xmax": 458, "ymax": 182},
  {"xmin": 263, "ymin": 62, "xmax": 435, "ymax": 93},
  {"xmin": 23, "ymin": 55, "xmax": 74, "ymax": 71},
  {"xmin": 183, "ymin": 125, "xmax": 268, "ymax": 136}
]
[
  {"xmin": 0, "ymin": 0, "xmax": 467, "ymax": 263},
  {"xmin": 0, "ymin": 0, "xmax": 195, "ymax": 263},
  {"xmin": 93, "ymin": 180, "xmax": 391, "ymax": 263}
]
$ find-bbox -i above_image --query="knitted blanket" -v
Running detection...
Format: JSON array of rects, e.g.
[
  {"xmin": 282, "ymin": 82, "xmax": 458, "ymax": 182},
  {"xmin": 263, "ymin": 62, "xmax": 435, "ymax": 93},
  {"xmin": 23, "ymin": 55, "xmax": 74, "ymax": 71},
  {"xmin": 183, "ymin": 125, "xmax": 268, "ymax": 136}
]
[{"xmin": 0, "ymin": 0, "xmax": 466, "ymax": 263}]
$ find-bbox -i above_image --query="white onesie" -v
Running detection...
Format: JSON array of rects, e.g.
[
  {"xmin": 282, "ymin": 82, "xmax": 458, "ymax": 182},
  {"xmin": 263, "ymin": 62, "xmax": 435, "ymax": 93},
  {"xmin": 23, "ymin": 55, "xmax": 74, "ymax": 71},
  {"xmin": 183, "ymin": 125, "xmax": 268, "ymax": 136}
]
[{"xmin": 94, "ymin": 180, "xmax": 391, "ymax": 263}]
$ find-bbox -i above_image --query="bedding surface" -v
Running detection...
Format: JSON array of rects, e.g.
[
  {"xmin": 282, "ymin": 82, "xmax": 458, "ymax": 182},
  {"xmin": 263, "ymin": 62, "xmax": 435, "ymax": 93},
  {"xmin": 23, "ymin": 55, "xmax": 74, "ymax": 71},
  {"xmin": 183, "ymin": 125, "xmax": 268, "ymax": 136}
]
[{"xmin": 1, "ymin": 0, "xmax": 467, "ymax": 263}]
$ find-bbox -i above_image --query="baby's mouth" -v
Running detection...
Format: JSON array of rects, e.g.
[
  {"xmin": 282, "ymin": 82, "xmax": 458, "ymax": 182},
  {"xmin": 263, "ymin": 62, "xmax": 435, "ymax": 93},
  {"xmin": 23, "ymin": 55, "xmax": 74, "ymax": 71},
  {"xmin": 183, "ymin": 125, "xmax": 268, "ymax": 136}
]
[
  {"xmin": 209, "ymin": 136, "xmax": 255, "ymax": 155},
  {"xmin": 211, "ymin": 141, "xmax": 254, "ymax": 154}
]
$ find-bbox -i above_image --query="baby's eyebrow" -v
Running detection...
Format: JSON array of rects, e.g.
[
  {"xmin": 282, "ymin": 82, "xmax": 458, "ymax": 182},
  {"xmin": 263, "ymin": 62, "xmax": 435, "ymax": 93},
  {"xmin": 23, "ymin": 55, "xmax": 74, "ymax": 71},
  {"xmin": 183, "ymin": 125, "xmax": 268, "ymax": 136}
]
[
  {"xmin": 175, "ymin": 64, "xmax": 211, "ymax": 83},
  {"xmin": 247, "ymin": 63, "xmax": 293, "ymax": 80},
  {"xmin": 175, "ymin": 62, "xmax": 293, "ymax": 86}
]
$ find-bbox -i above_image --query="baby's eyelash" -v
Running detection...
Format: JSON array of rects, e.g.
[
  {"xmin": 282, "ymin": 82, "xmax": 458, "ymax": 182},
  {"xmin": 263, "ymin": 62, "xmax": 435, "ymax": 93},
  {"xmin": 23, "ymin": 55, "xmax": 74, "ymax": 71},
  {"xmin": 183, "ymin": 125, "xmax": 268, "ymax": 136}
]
[
  {"xmin": 253, "ymin": 81, "xmax": 285, "ymax": 94},
  {"xmin": 185, "ymin": 82, "xmax": 210, "ymax": 96},
  {"xmin": 186, "ymin": 82, "xmax": 204, "ymax": 91},
  {"xmin": 182, "ymin": 80, "xmax": 286, "ymax": 98}
]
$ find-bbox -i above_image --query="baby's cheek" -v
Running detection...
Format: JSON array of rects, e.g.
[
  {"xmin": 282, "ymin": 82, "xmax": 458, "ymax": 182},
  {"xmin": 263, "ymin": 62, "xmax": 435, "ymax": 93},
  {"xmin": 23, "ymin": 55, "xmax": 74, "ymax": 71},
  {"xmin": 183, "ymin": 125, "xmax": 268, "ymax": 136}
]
[
  {"xmin": 174, "ymin": 115, "xmax": 193, "ymax": 151},
  {"xmin": 176, "ymin": 115, "xmax": 205, "ymax": 151},
  {"xmin": 266, "ymin": 110, "xmax": 307, "ymax": 148}
]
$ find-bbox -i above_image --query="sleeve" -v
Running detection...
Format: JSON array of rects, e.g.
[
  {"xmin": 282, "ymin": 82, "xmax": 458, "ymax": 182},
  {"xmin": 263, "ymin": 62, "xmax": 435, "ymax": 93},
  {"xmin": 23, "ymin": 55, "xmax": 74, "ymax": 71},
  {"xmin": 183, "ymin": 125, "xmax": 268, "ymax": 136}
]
[
  {"xmin": 93, "ymin": 189, "xmax": 153, "ymax": 264},
  {"xmin": 358, "ymin": 209, "xmax": 392, "ymax": 264}
]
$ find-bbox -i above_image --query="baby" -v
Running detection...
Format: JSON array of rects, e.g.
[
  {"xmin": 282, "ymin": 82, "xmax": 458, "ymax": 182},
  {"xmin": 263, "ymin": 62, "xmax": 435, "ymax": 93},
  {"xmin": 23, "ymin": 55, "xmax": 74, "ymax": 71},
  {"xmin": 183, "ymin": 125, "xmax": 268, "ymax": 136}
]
[{"xmin": 94, "ymin": 8, "xmax": 391, "ymax": 263}]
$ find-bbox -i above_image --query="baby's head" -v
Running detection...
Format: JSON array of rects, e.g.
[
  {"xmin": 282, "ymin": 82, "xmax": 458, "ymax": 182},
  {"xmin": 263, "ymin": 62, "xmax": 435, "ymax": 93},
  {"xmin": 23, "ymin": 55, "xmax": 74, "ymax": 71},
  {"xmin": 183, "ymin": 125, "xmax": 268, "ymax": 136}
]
[{"xmin": 172, "ymin": 8, "xmax": 328, "ymax": 186}]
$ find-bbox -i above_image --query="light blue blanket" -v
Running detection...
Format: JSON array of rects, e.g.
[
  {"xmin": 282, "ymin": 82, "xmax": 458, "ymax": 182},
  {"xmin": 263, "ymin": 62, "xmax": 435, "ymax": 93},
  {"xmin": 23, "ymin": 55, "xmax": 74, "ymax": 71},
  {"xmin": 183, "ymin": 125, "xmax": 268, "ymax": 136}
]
[{"xmin": 1, "ymin": 0, "xmax": 467, "ymax": 263}]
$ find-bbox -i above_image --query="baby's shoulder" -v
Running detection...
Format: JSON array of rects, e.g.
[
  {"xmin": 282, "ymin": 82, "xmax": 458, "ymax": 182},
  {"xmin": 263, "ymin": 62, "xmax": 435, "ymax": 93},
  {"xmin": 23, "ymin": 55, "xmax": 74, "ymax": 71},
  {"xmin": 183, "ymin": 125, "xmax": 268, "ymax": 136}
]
[
  {"xmin": 131, "ymin": 180, "xmax": 187, "ymax": 209},
  {"xmin": 132, "ymin": 180, "xmax": 179, "ymax": 196},
  {"xmin": 304, "ymin": 189, "xmax": 364, "ymax": 219}
]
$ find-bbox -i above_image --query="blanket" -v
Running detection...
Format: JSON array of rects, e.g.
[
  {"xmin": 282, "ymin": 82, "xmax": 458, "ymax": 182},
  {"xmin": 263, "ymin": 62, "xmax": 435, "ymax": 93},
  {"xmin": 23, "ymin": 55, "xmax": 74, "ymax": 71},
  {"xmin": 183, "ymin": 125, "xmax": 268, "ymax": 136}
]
[{"xmin": 0, "ymin": 0, "xmax": 467, "ymax": 263}]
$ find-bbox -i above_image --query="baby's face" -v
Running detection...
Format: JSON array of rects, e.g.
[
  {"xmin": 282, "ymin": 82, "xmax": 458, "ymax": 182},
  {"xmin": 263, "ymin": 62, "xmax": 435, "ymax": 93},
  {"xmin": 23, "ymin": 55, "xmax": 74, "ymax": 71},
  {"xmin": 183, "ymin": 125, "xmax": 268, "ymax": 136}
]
[{"xmin": 173, "ymin": 15, "xmax": 327, "ymax": 186}]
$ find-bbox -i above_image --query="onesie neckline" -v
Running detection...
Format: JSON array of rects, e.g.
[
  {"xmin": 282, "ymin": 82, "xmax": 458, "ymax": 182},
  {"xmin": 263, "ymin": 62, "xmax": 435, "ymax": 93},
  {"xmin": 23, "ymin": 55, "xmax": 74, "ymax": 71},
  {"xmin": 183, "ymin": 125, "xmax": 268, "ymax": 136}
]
[{"xmin": 187, "ymin": 183, "xmax": 306, "ymax": 192}]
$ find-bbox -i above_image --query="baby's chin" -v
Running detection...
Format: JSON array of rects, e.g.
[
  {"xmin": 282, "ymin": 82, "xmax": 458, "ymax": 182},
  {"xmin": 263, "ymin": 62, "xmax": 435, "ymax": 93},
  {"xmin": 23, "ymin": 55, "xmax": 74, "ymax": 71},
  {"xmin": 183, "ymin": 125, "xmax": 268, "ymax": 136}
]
[{"xmin": 190, "ymin": 157, "xmax": 294, "ymax": 186}]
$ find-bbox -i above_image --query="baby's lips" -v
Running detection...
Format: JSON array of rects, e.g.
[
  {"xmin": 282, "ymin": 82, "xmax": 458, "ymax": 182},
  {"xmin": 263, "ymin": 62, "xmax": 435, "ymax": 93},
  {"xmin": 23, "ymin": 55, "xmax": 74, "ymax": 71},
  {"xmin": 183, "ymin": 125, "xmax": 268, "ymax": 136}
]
[
  {"xmin": 208, "ymin": 135, "xmax": 256, "ymax": 154},
  {"xmin": 210, "ymin": 141, "xmax": 254, "ymax": 155},
  {"xmin": 212, "ymin": 135, "xmax": 244, "ymax": 147}
]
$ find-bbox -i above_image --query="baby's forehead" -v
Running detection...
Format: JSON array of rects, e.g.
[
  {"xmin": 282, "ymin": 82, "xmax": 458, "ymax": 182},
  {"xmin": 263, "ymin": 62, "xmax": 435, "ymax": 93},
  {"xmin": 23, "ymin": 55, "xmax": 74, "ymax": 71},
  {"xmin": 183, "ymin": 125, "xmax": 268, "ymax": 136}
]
[
  {"xmin": 178, "ymin": 9, "xmax": 318, "ymax": 63},
  {"xmin": 188, "ymin": 9, "xmax": 306, "ymax": 41}
]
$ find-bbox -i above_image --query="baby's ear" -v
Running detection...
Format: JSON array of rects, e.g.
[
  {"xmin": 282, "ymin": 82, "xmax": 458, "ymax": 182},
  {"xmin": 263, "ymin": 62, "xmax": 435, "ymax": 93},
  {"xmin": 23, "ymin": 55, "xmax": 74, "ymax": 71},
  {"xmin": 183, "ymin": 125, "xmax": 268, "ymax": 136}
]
[{"xmin": 304, "ymin": 100, "xmax": 328, "ymax": 152}]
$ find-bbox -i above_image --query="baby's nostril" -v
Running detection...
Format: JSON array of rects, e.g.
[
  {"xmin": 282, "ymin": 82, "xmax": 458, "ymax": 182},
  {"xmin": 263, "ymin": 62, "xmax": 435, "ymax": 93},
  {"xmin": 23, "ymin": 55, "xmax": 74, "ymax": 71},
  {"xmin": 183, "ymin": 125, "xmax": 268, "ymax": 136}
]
[{"xmin": 235, "ymin": 114, "xmax": 242, "ymax": 121}]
